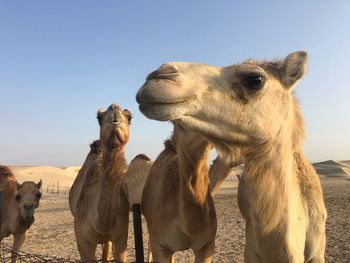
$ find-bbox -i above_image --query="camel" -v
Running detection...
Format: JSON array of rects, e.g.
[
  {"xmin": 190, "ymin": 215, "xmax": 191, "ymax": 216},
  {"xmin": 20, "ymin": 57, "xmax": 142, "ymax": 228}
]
[
  {"xmin": 209, "ymin": 155, "xmax": 242, "ymax": 194},
  {"xmin": 0, "ymin": 165, "xmax": 42, "ymax": 261},
  {"xmin": 123, "ymin": 150, "xmax": 234, "ymax": 207},
  {"xmin": 69, "ymin": 103, "xmax": 132, "ymax": 262},
  {"xmin": 137, "ymin": 51, "xmax": 327, "ymax": 262},
  {"xmin": 126, "ymin": 149, "xmax": 234, "ymax": 262},
  {"xmin": 142, "ymin": 123, "xmax": 219, "ymax": 263},
  {"xmin": 123, "ymin": 154, "xmax": 153, "ymax": 208}
]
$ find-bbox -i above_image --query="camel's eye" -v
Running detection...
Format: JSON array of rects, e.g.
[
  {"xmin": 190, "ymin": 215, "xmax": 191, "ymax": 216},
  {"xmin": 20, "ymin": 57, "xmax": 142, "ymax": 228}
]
[
  {"xmin": 16, "ymin": 194, "xmax": 21, "ymax": 201},
  {"xmin": 36, "ymin": 192, "xmax": 42, "ymax": 199},
  {"xmin": 242, "ymin": 73, "xmax": 264, "ymax": 90}
]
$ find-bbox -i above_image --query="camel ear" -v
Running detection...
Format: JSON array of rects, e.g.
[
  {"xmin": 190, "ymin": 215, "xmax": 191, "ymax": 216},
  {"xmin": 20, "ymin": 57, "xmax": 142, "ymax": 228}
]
[
  {"xmin": 37, "ymin": 179, "xmax": 42, "ymax": 189},
  {"xmin": 123, "ymin": 109, "xmax": 132, "ymax": 124},
  {"xmin": 97, "ymin": 108, "xmax": 105, "ymax": 125},
  {"xmin": 280, "ymin": 51, "xmax": 308, "ymax": 89}
]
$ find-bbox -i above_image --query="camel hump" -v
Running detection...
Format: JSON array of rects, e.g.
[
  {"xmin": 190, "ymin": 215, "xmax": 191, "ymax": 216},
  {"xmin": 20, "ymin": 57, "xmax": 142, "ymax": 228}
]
[
  {"xmin": 164, "ymin": 138, "xmax": 176, "ymax": 152},
  {"xmin": 89, "ymin": 140, "xmax": 101, "ymax": 154},
  {"xmin": 132, "ymin": 154, "xmax": 151, "ymax": 162},
  {"xmin": 0, "ymin": 165, "xmax": 15, "ymax": 179}
]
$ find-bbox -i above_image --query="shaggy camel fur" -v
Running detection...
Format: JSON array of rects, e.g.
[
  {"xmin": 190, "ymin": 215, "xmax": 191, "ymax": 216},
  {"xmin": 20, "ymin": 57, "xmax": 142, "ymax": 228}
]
[
  {"xmin": 142, "ymin": 123, "xmax": 218, "ymax": 263},
  {"xmin": 137, "ymin": 51, "xmax": 327, "ymax": 262},
  {"xmin": 0, "ymin": 165, "xmax": 42, "ymax": 261},
  {"xmin": 69, "ymin": 103, "xmax": 131, "ymax": 262}
]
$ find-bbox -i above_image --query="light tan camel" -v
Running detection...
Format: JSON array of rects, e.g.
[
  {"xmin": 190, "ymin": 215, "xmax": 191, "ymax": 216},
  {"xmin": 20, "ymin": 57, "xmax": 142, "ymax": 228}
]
[
  {"xmin": 69, "ymin": 103, "xmax": 131, "ymax": 262},
  {"xmin": 209, "ymin": 154, "xmax": 242, "ymax": 194},
  {"xmin": 123, "ymin": 154, "xmax": 153, "ymax": 208},
  {"xmin": 0, "ymin": 165, "xmax": 42, "ymax": 262},
  {"xmin": 142, "ymin": 123, "xmax": 218, "ymax": 263},
  {"xmin": 137, "ymin": 51, "xmax": 327, "ymax": 262}
]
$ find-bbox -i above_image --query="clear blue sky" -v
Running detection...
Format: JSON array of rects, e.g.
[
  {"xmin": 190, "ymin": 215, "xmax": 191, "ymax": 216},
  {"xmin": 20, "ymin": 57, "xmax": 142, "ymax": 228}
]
[{"xmin": 0, "ymin": 1, "xmax": 349, "ymax": 166}]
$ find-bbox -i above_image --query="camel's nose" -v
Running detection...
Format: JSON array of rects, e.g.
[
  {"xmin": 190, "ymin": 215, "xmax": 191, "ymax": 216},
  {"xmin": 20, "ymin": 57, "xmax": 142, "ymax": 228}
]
[
  {"xmin": 146, "ymin": 64, "xmax": 180, "ymax": 81},
  {"xmin": 24, "ymin": 204, "xmax": 34, "ymax": 210}
]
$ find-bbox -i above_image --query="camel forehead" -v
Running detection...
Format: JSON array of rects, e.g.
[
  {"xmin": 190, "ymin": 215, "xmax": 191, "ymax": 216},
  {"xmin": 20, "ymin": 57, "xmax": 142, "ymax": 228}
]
[
  {"xmin": 165, "ymin": 61, "xmax": 221, "ymax": 74},
  {"xmin": 170, "ymin": 59, "xmax": 279, "ymax": 75},
  {"xmin": 103, "ymin": 105, "xmax": 126, "ymax": 119},
  {"xmin": 107, "ymin": 103, "xmax": 122, "ymax": 111},
  {"xmin": 19, "ymin": 182, "xmax": 39, "ymax": 192}
]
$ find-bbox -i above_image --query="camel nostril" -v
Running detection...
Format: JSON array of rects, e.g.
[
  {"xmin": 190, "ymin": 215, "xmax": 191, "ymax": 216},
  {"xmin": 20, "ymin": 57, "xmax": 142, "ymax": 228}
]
[
  {"xmin": 136, "ymin": 92, "xmax": 142, "ymax": 104},
  {"xmin": 24, "ymin": 204, "xmax": 34, "ymax": 210},
  {"xmin": 146, "ymin": 64, "xmax": 179, "ymax": 81},
  {"xmin": 158, "ymin": 64, "xmax": 178, "ymax": 72}
]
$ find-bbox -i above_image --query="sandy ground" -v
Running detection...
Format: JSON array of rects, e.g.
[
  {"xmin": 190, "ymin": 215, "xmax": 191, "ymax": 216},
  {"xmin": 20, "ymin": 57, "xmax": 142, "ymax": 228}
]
[{"xmin": 2, "ymin": 162, "xmax": 350, "ymax": 262}]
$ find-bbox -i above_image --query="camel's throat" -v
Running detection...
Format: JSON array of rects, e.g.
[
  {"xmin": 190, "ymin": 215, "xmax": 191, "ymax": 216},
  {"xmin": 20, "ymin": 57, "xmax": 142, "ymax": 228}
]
[
  {"xmin": 101, "ymin": 147, "xmax": 126, "ymax": 182},
  {"xmin": 242, "ymin": 140, "xmax": 295, "ymax": 235}
]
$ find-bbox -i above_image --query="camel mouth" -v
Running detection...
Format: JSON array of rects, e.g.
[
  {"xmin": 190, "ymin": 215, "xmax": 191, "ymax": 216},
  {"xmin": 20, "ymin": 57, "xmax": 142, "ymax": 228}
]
[
  {"xmin": 23, "ymin": 215, "xmax": 33, "ymax": 221},
  {"xmin": 138, "ymin": 98, "xmax": 195, "ymax": 122},
  {"xmin": 111, "ymin": 120, "xmax": 123, "ymax": 126},
  {"xmin": 138, "ymin": 97, "xmax": 191, "ymax": 105}
]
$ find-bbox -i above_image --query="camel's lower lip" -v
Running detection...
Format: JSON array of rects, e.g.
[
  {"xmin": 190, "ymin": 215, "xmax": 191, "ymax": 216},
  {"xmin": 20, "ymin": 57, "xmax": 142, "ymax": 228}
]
[
  {"xmin": 138, "ymin": 100, "xmax": 192, "ymax": 122},
  {"xmin": 139, "ymin": 100, "xmax": 185, "ymax": 106},
  {"xmin": 137, "ymin": 94, "xmax": 197, "ymax": 105},
  {"xmin": 138, "ymin": 101, "xmax": 181, "ymax": 112}
]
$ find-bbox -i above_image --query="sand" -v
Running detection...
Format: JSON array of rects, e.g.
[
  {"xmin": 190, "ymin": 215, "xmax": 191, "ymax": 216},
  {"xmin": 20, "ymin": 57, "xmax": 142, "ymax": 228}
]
[{"xmin": 1, "ymin": 161, "xmax": 350, "ymax": 262}]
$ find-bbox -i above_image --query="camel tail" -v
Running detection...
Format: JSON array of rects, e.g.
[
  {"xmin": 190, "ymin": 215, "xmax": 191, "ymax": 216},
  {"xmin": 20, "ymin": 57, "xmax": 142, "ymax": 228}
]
[{"xmin": 101, "ymin": 241, "xmax": 112, "ymax": 261}]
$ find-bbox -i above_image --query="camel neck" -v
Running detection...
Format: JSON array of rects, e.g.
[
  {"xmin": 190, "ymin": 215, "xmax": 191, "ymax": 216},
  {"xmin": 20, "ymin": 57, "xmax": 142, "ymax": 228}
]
[
  {"xmin": 178, "ymin": 144, "xmax": 211, "ymax": 206},
  {"xmin": 176, "ymin": 143, "xmax": 213, "ymax": 235},
  {"xmin": 243, "ymin": 137, "xmax": 296, "ymax": 234},
  {"xmin": 101, "ymin": 146, "xmax": 126, "ymax": 182},
  {"xmin": 94, "ymin": 146, "xmax": 126, "ymax": 234}
]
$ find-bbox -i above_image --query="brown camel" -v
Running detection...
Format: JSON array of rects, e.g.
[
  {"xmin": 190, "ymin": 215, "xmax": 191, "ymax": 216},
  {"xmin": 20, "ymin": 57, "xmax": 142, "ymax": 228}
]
[
  {"xmin": 0, "ymin": 165, "xmax": 42, "ymax": 262},
  {"xmin": 137, "ymin": 51, "xmax": 327, "ymax": 262},
  {"xmin": 69, "ymin": 103, "xmax": 131, "ymax": 262},
  {"xmin": 142, "ymin": 123, "xmax": 218, "ymax": 263}
]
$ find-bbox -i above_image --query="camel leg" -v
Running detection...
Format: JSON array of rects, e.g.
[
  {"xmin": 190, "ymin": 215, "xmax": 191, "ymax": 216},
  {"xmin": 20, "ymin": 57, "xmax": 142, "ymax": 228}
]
[
  {"xmin": 112, "ymin": 232, "xmax": 128, "ymax": 263},
  {"xmin": 193, "ymin": 240, "xmax": 215, "ymax": 263},
  {"xmin": 11, "ymin": 231, "xmax": 27, "ymax": 263},
  {"xmin": 244, "ymin": 245, "xmax": 263, "ymax": 263},
  {"xmin": 75, "ymin": 235, "xmax": 97, "ymax": 261},
  {"xmin": 147, "ymin": 239, "xmax": 153, "ymax": 262},
  {"xmin": 150, "ymin": 242, "xmax": 174, "ymax": 263},
  {"xmin": 308, "ymin": 234, "xmax": 326, "ymax": 263},
  {"xmin": 102, "ymin": 241, "xmax": 112, "ymax": 260},
  {"xmin": 112, "ymin": 242, "xmax": 127, "ymax": 262}
]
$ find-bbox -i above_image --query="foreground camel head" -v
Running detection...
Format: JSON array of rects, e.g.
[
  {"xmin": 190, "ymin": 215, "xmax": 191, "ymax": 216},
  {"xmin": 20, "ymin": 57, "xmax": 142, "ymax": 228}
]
[
  {"xmin": 97, "ymin": 103, "xmax": 132, "ymax": 149},
  {"xmin": 15, "ymin": 180, "xmax": 42, "ymax": 221},
  {"xmin": 137, "ymin": 51, "xmax": 307, "ymax": 158}
]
